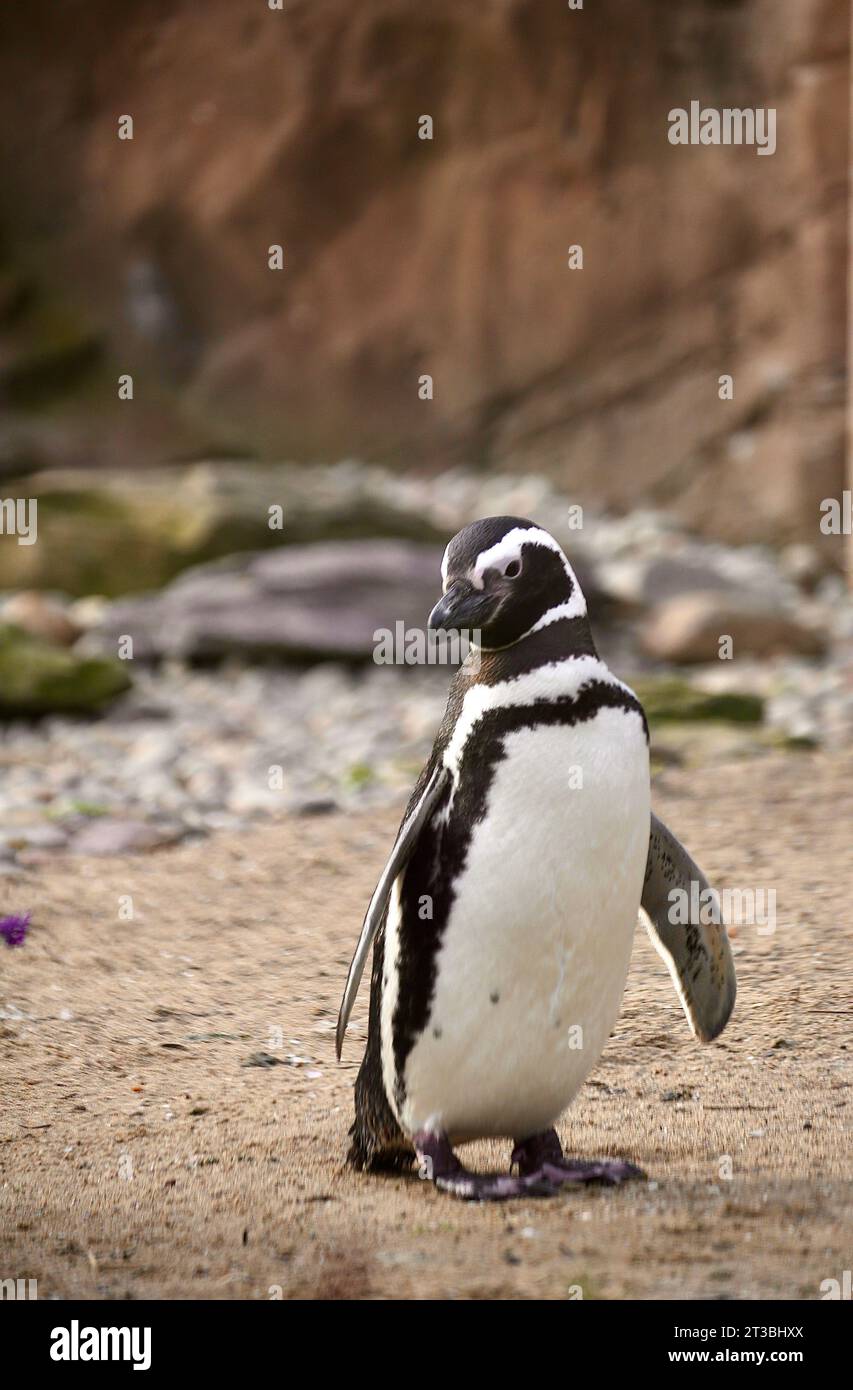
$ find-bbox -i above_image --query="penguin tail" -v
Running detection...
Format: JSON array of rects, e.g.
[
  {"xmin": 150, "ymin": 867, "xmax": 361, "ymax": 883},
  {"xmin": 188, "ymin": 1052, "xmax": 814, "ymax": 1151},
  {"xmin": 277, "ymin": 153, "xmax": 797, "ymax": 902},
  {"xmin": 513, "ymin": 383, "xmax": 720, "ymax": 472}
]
[{"xmin": 347, "ymin": 1130, "xmax": 415, "ymax": 1173}]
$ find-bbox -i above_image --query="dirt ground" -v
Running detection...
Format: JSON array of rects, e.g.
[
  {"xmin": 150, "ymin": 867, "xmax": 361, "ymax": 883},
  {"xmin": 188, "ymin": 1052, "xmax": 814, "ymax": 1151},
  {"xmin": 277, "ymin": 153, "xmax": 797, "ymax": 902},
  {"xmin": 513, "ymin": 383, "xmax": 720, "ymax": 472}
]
[{"xmin": 1, "ymin": 746, "xmax": 851, "ymax": 1301}]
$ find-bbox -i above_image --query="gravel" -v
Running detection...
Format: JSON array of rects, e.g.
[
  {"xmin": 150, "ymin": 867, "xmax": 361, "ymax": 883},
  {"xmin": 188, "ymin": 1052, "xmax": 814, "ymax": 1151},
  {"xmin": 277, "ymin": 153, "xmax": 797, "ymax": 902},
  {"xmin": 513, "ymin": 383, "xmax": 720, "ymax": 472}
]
[{"xmin": 0, "ymin": 661, "xmax": 449, "ymax": 850}]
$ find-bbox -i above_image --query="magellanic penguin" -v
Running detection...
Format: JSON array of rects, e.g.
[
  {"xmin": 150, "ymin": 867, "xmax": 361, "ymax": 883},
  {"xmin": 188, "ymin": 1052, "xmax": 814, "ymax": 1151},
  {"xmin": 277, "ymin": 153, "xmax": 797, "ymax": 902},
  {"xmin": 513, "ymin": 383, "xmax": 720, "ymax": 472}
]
[{"xmin": 337, "ymin": 517, "xmax": 736, "ymax": 1200}]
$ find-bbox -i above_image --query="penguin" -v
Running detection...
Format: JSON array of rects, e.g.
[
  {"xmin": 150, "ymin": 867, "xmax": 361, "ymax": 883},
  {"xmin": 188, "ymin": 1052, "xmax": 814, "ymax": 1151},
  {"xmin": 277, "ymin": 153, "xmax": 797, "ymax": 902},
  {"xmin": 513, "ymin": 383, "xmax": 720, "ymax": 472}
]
[{"xmin": 337, "ymin": 516, "xmax": 736, "ymax": 1200}]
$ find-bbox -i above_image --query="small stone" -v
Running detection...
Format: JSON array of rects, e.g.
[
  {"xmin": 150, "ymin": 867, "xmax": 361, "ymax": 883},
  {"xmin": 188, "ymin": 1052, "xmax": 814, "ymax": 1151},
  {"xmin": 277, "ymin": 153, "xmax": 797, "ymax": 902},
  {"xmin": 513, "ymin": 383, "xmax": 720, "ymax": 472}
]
[
  {"xmin": 2, "ymin": 825, "xmax": 68, "ymax": 851},
  {"xmin": 295, "ymin": 798, "xmax": 338, "ymax": 817},
  {"xmin": 68, "ymin": 595, "xmax": 109, "ymax": 630},
  {"xmin": 71, "ymin": 819, "xmax": 183, "ymax": 856},
  {"xmin": 241, "ymin": 1052, "xmax": 285, "ymax": 1068},
  {"xmin": 1, "ymin": 592, "xmax": 81, "ymax": 647}
]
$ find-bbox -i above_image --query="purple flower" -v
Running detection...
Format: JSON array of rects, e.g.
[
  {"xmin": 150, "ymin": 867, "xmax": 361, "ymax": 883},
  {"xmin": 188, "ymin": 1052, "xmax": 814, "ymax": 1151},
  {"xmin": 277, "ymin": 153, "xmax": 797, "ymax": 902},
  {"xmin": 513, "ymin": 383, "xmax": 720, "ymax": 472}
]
[{"xmin": 0, "ymin": 913, "xmax": 30, "ymax": 947}]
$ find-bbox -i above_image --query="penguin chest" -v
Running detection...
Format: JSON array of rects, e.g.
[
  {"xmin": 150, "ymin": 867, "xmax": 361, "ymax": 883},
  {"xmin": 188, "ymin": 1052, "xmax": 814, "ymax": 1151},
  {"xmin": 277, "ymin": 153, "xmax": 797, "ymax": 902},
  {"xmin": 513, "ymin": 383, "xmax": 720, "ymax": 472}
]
[{"xmin": 395, "ymin": 707, "xmax": 650, "ymax": 1142}]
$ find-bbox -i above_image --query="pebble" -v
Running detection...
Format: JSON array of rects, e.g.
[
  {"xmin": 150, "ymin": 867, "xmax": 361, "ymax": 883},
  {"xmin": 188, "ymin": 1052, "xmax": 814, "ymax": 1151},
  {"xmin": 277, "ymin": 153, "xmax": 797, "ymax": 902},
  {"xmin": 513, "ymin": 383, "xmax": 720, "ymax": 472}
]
[
  {"xmin": 1, "ymin": 591, "xmax": 81, "ymax": 646},
  {"xmin": 70, "ymin": 818, "xmax": 185, "ymax": 857},
  {"xmin": 1, "ymin": 825, "xmax": 69, "ymax": 850}
]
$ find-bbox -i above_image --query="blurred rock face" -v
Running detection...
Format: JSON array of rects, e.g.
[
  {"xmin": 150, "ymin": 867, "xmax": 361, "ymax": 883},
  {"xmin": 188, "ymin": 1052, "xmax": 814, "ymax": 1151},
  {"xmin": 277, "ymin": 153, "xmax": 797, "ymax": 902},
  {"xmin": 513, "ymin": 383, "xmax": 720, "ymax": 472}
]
[{"xmin": 0, "ymin": 0, "xmax": 847, "ymax": 547}]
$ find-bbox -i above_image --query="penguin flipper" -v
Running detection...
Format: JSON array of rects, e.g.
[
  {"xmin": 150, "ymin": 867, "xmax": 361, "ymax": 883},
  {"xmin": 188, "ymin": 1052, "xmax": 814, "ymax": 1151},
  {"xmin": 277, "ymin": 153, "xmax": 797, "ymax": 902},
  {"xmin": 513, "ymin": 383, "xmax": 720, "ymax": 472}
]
[
  {"xmin": 336, "ymin": 761, "xmax": 450, "ymax": 1060},
  {"xmin": 640, "ymin": 812, "xmax": 737, "ymax": 1042}
]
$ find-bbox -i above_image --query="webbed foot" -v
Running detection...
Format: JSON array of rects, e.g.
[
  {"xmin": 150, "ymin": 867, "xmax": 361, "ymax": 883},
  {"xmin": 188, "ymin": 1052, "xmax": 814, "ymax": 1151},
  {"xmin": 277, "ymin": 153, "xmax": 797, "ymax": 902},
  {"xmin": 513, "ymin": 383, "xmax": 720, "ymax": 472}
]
[
  {"xmin": 413, "ymin": 1127, "xmax": 643, "ymax": 1201},
  {"xmin": 512, "ymin": 1128, "xmax": 645, "ymax": 1186}
]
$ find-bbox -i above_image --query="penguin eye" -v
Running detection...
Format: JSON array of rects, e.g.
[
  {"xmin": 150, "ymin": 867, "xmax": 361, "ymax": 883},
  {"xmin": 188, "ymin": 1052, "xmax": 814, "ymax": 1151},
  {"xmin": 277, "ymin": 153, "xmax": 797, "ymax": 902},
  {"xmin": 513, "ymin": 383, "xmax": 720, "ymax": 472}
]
[{"xmin": 504, "ymin": 559, "xmax": 522, "ymax": 579}]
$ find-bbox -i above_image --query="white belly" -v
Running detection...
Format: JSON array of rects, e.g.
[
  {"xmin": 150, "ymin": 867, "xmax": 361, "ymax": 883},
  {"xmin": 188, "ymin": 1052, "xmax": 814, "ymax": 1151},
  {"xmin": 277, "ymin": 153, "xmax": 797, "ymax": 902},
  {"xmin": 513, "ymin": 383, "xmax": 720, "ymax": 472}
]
[{"xmin": 398, "ymin": 706, "xmax": 650, "ymax": 1142}]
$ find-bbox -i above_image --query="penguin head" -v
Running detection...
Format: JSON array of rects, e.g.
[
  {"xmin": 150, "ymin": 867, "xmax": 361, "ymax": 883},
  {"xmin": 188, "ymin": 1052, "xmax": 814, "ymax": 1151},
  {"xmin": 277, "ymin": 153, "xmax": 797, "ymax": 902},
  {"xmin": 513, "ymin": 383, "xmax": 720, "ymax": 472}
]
[{"xmin": 428, "ymin": 516, "xmax": 587, "ymax": 649}]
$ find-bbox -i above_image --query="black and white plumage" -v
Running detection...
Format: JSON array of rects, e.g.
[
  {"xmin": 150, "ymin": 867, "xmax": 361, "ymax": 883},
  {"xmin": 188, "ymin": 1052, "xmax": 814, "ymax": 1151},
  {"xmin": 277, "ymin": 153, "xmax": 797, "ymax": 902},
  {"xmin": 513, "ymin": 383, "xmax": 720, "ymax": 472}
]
[{"xmin": 337, "ymin": 517, "xmax": 736, "ymax": 1200}]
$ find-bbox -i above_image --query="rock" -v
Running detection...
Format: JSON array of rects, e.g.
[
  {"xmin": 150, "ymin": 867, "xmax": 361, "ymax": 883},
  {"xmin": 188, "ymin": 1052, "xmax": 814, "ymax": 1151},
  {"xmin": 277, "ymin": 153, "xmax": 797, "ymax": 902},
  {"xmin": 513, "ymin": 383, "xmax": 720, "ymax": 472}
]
[
  {"xmin": 70, "ymin": 818, "xmax": 183, "ymax": 856},
  {"xmin": 0, "ymin": 463, "xmax": 446, "ymax": 597},
  {"xmin": 640, "ymin": 594, "xmax": 826, "ymax": 664},
  {"xmin": 598, "ymin": 555, "xmax": 738, "ymax": 611},
  {"xmin": 0, "ymin": 624, "xmax": 132, "ymax": 716},
  {"xmin": 93, "ymin": 540, "xmax": 443, "ymax": 663},
  {"xmin": 596, "ymin": 542, "xmax": 800, "ymax": 612},
  {"xmin": 1, "ymin": 592, "xmax": 81, "ymax": 647},
  {"xmin": 249, "ymin": 541, "xmax": 437, "ymax": 594},
  {"xmin": 632, "ymin": 677, "xmax": 764, "ymax": 725},
  {"xmin": 241, "ymin": 1052, "xmax": 285, "ymax": 1069}
]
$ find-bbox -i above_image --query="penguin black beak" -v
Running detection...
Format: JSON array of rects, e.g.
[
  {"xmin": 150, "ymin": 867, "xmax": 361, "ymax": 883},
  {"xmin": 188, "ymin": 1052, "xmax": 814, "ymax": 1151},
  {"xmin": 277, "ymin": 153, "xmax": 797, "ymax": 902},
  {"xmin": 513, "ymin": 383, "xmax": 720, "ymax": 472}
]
[{"xmin": 428, "ymin": 580, "xmax": 497, "ymax": 633}]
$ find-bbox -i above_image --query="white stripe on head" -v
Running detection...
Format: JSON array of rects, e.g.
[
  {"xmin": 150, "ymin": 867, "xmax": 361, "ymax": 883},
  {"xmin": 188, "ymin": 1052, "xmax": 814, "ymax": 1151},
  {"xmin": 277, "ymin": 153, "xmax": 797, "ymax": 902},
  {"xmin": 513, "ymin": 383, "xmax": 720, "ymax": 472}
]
[
  {"xmin": 440, "ymin": 542, "xmax": 451, "ymax": 593},
  {"xmin": 469, "ymin": 526, "xmax": 587, "ymax": 625},
  {"xmin": 472, "ymin": 526, "xmax": 570, "ymax": 586}
]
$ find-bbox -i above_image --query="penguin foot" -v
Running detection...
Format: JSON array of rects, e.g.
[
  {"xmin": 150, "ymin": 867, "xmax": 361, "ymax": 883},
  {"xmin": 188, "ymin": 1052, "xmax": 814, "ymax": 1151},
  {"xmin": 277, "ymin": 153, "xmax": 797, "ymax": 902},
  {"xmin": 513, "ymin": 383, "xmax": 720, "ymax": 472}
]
[
  {"xmin": 512, "ymin": 1128, "xmax": 645, "ymax": 1186},
  {"xmin": 413, "ymin": 1128, "xmax": 643, "ymax": 1201},
  {"xmin": 414, "ymin": 1129, "xmax": 556, "ymax": 1201}
]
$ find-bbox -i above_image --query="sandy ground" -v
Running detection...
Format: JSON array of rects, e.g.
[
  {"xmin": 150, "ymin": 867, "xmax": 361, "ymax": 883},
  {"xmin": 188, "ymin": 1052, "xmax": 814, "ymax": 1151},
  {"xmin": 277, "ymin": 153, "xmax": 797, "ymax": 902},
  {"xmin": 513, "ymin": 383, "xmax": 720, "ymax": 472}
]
[{"xmin": 1, "ymin": 745, "xmax": 851, "ymax": 1301}]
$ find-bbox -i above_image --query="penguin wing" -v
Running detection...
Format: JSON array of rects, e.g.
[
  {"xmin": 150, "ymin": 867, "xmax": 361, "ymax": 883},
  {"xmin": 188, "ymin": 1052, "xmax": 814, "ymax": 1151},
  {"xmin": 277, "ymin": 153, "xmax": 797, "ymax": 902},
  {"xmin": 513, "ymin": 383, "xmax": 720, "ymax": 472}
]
[
  {"xmin": 640, "ymin": 812, "xmax": 737, "ymax": 1042},
  {"xmin": 336, "ymin": 762, "xmax": 450, "ymax": 1060}
]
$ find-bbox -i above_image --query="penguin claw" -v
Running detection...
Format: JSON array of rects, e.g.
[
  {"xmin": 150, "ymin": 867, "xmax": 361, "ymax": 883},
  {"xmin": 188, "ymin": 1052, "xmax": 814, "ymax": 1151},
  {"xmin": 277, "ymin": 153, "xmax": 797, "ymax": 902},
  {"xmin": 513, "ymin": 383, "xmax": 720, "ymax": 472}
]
[
  {"xmin": 434, "ymin": 1171, "xmax": 556, "ymax": 1202},
  {"xmin": 538, "ymin": 1158, "xmax": 646, "ymax": 1186}
]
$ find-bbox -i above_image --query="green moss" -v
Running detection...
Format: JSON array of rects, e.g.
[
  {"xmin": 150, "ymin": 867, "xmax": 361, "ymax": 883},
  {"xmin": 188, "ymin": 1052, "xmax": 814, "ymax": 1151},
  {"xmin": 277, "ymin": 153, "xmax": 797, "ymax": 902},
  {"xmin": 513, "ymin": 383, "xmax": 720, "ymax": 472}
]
[
  {"xmin": 632, "ymin": 677, "xmax": 764, "ymax": 725},
  {"xmin": 345, "ymin": 762, "xmax": 375, "ymax": 788},
  {"xmin": 47, "ymin": 800, "xmax": 110, "ymax": 819},
  {"xmin": 0, "ymin": 485, "xmax": 231, "ymax": 597},
  {"xmin": 768, "ymin": 730, "xmax": 818, "ymax": 752},
  {"xmin": 0, "ymin": 623, "xmax": 131, "ymax": 717}
]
